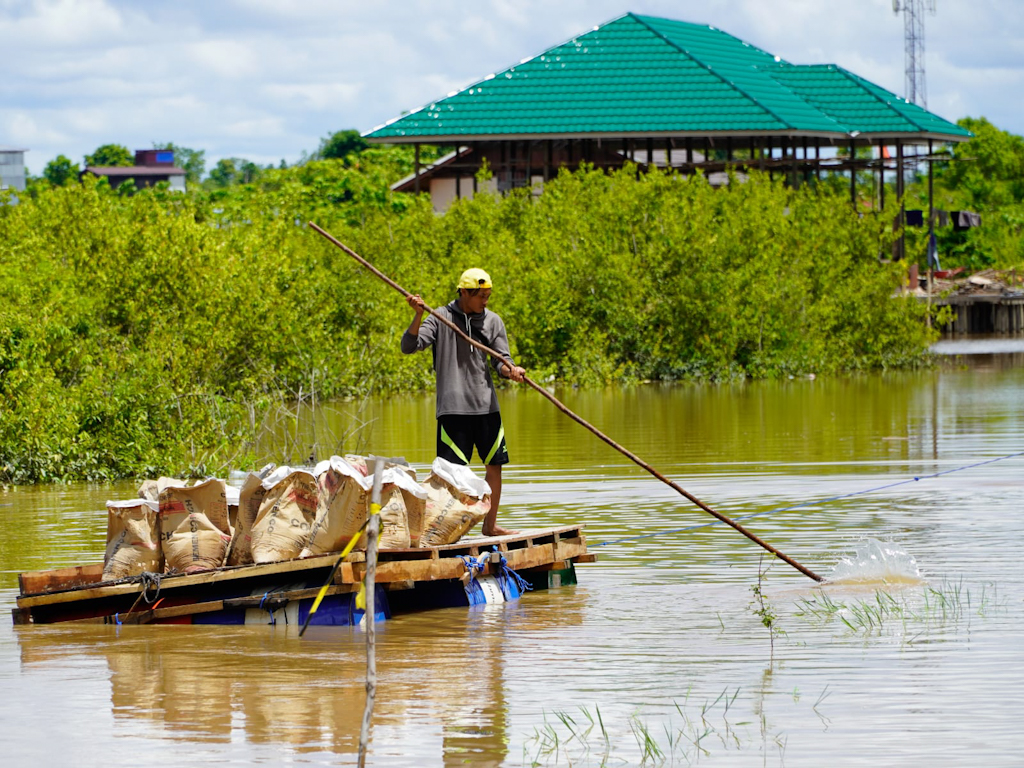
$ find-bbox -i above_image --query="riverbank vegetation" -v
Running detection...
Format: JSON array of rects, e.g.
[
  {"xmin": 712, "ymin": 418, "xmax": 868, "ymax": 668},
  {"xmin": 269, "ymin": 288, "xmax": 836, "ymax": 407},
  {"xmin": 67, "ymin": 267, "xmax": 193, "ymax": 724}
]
[
  {"xmin": 903, "ymin": 117, "xmax": 1024, "ymax": 272},
  {"xmin": 0, "ymin": 128, "xmax": 977, "ymax": 484}
]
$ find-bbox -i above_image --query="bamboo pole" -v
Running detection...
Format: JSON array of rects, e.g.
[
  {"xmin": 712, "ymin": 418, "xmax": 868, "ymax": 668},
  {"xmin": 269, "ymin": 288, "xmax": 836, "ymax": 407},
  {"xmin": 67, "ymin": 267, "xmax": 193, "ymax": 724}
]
[
  {"xmin": 357, "ymin": 457, "xmax": 384, "ymax": 768},
  {"xmin": 308, "ymin": 223, "xmax": 824, "ymax": 583}
]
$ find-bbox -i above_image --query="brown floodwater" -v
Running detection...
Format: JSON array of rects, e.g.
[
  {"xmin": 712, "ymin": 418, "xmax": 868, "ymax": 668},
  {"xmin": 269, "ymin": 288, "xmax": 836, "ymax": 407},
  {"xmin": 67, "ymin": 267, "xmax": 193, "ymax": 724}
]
[{"xmin": 2, "ymin": 352, "xmax": 1023, "ymax": 766}]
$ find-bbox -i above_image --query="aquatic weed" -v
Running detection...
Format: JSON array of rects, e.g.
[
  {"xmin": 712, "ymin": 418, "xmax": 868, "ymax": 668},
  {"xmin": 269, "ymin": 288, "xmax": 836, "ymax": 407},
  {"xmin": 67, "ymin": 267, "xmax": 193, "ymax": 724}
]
[
  {"xmin": 795, "ymin": 579, "xmax": 1004, "ymax": 637},
  {"xmin": 750, "ymin": 554, "xmax": 786, "ymax": 658},
  {"xmin": 522, "ymin": 684, "xmax": 800, "ymax": 766}
]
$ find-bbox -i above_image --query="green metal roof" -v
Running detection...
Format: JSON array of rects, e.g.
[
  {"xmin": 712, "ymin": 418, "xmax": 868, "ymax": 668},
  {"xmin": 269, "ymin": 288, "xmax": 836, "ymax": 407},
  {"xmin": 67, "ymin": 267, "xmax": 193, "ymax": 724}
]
[
  {"xmin": 769, "ymin": 65, "xmax": 971, "ymax": 139},
  {"xmin": 365, "ymin": 12, "xmax": 969, "ymax": 143}
]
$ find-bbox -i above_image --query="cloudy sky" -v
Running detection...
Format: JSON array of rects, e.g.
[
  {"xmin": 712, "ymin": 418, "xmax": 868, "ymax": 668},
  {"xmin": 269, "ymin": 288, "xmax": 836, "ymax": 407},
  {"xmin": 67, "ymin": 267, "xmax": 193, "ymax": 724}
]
[{"xmin": 2, "ymin": 0, "xmax": 1021, "ymax": 175}]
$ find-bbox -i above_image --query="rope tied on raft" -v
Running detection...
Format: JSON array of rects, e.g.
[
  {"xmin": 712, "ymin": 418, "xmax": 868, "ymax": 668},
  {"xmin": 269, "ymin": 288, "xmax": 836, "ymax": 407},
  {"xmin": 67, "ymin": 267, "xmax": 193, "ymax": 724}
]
[
  {"xmin": 109, "ymin": 571, "xmax": 167, "ymax": 624},
  {"xmin": 459, "ymin": 549, "xmax": 533, "ymax": 602},
  {"xmin": 498, "ymin": 557, "xmax": 533, "ymax": 601},
  {"xmin": 138, "ymin": 571, "xmax": 163, "ymax": 604}
]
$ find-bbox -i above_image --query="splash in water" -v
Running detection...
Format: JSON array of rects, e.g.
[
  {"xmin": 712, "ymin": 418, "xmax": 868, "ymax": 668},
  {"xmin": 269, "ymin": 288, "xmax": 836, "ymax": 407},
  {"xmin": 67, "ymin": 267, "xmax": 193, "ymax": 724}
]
[{"xmin": 827, "ymin": 538, "xmax": 923, "ymax": 584}]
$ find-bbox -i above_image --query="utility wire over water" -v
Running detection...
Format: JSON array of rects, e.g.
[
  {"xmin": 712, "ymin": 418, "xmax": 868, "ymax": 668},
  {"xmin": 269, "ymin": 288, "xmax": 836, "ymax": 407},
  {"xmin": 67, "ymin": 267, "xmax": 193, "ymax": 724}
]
[{"xmin": 594, "ymin": 449, "xmax": 1024, "ymax": 549}]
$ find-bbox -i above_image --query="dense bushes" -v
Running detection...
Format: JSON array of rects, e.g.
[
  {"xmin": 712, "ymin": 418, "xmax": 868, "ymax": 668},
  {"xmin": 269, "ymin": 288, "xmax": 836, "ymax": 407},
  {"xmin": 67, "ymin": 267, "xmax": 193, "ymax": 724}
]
[{"xmin": 0, "ymin": 163, "xmax": 932, "ymax": 483}]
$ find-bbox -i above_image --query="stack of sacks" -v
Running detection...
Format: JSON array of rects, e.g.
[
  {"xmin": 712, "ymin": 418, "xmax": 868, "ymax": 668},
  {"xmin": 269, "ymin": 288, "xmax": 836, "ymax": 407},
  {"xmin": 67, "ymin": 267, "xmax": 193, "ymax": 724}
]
[
  {"xmin": 159, "ymin": 478, "xmax": 232, "ymax": 574},
  {"xmin": 102, "ymin": 499, "xmax": 162, "ymax": 579},
  {"xmin": 249, "ymin": 466, "xmax": 319, "ymax": 564},
  {"xmin": 419, "ymin": 458, "xmax": 492, "ymax": 547}
]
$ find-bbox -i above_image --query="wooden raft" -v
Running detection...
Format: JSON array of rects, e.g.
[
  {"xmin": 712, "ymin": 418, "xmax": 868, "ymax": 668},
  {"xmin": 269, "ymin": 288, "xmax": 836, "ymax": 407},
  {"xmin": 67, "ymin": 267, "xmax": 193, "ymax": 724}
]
[{"xmin": 12, "ymin": 525, "xmax": 596, "ymax": 625}]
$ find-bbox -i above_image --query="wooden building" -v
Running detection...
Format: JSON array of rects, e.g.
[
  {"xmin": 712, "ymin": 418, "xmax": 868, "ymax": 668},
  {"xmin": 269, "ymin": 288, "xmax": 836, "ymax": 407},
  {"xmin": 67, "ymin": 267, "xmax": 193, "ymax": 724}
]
[{"xmin": 365, "ymin": 11, "xmax": 971, "ymax": 234}]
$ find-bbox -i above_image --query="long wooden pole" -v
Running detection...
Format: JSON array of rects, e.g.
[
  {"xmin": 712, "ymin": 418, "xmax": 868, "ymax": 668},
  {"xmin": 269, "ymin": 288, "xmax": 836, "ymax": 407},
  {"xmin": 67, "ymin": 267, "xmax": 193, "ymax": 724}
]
[
  {"xmin": 309, "ymin": 222, "xmax": 824, "ymax": 583},
  {"xmin": 357, "ymin": 457, "xmax": 384, "ymax": 768}
]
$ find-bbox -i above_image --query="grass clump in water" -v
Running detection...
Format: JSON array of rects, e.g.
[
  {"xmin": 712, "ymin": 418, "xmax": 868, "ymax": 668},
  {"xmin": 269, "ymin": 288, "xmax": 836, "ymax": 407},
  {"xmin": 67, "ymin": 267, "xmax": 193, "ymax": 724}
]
[
  {"xmin": 523, "ymin": 684, "xmax": 802, "ymax": 767},
  {"xmin": 795, "ymin": 579, "xmax": 1002, "ymax": 636}
]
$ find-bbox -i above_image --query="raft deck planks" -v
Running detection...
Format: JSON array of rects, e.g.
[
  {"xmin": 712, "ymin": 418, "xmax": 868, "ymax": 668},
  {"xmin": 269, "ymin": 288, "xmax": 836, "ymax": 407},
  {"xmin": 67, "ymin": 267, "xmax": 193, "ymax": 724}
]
[{"xmin": 13, "ymin": 525, "xmax": 596, "ymax": 625}]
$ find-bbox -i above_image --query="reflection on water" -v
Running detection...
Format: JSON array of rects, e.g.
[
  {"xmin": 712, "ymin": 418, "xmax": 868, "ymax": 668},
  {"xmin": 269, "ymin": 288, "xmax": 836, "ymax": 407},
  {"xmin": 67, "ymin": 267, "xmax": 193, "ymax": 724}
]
[
  {"xmin": 2, "ymin": 355, "xmax": 1024, "ymax": 765},
  {"xmin": 931, "ymin": 336, "xmax": 1024, "ymax": 355}
]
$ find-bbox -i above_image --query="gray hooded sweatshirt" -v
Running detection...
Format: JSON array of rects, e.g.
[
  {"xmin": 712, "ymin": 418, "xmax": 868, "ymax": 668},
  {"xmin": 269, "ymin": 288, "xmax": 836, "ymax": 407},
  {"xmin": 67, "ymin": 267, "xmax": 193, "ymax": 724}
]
[{"xmin": 401, "ymin": 300, "xmax": 515, "ymax": 418}]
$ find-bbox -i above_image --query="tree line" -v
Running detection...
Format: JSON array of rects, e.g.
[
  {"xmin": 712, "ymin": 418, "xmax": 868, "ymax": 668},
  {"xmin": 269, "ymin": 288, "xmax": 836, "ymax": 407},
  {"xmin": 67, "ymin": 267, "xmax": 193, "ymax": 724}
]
[
  {"xmin": 1, "ymin": 116, "xmax": 1021, "ymax": 484},
  {"xmin": 33, "ymin": 129, "xmax": 394, "ymax": 192}
]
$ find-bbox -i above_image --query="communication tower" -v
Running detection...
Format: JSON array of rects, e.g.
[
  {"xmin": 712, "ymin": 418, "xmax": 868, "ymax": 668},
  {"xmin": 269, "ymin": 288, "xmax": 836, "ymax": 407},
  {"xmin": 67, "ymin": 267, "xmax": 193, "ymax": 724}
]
[{"xmin": 893, "ymin": 0, "xmax": 936, "ymax": 108}]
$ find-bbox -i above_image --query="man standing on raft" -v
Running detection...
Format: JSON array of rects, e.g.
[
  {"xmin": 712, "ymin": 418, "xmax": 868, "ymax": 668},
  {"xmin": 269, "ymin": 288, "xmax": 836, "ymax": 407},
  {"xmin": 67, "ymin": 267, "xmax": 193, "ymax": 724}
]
[{"xmin": 402, "ymin": 268, "xmax": 525, "ymax": 536}]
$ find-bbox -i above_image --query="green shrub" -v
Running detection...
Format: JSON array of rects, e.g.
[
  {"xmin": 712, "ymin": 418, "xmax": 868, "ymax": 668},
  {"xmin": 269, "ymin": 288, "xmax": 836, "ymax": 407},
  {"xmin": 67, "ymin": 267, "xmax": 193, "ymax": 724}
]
[{"xmin": 0, "ymin": 164, "xmax": 932, "ymax": 483}]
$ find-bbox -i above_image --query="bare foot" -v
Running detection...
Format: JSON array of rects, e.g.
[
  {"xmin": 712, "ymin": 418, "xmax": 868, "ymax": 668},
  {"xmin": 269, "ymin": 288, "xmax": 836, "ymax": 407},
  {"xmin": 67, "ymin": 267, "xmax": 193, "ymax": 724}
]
[{"xmin": 482, "ymin": 525, "xmax": 519, "ymax": 537}]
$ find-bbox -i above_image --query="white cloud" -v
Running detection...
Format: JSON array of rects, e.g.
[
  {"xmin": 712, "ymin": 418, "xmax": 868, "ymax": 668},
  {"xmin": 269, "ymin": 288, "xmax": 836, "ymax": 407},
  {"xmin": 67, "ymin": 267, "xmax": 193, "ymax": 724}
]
[
  {"xmin": 262, "ymin": 82, "xmax": 363, "ymax": 112},
  {"xmin": 185, "ymin": 39, "xmax": 263, "ymax": 79},
  {"xmin": 3, "ymin": 0, "xmax": 1023, "ymax": 174},
  {"xmin": 0, "ymin": 0, "xmax": 126, "ymax": 46}
]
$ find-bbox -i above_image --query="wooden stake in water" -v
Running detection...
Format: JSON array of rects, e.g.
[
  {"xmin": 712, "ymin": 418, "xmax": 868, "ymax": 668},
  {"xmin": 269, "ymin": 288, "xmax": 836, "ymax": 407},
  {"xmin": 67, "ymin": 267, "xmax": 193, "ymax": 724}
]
[
  {"xmin": 308, "ymin": 222, "xmax": 823, "ymax": 583},
  {"xmin": 357, "ymin": 457, "xmax": 385, "ymax": 768}
]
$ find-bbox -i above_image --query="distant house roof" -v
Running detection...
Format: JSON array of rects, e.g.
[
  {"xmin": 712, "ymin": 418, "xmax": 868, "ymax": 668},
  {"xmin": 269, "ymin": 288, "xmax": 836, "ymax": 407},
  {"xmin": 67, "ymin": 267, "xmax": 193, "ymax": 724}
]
[
  {"xmin": 83, "ymin": 166, "xmax": 185, "ymax": 177},
  {"xmin": 365, "ymin": 12, "xmax": 970, "ymax": 144},
  {"xmin": 0, "ymin": 145, "xmax": 28, "ymax": 152}
]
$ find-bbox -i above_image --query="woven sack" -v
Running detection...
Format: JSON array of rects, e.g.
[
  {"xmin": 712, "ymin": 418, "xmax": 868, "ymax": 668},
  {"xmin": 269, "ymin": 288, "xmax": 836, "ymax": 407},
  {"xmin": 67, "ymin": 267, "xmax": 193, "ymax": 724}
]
[{"xmin": 103, "ymin": 499, "xmax": 162, "ymax": 579}]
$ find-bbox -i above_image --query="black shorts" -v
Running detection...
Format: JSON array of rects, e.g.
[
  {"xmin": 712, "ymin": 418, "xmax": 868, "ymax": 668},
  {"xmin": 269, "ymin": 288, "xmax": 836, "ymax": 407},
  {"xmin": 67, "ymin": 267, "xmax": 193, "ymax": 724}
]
[{"xmin": 437, "ymin": 412, "xmax": 509, "ymax": 466}]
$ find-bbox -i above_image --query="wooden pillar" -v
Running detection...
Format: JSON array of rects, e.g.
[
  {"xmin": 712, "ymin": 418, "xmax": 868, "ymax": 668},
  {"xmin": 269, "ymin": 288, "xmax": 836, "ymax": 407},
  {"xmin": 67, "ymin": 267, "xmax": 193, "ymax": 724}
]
[
  {"xmin": 789, "ymin": 137, "xmax": 798, "ymax": 187},
  {"xmin": 414, "ymin": 143, "xmax": 421, "ymax": 194},
  {"xmin": 455, "ymin": 147, "xmax": 462, "ymax": 200},
  {"xmin": 878, "ymin": 140, "xmax": 885, "ymax": 211},
  {"xmin": 926, "ymin": 139, "xmax": 935, "ymax": 311},
  {"xmin": 647, "ymin": 137, "xmax": 654, "ymax": 169},
  {"xmin": 767, "ymin": 136, "xmax": 773, "ymax": 182},
  {"xmin": 471, "ymin": 143, "xmax": 478, "ymax": 194},
  {"xmin": 686, "ymin": 137, "xmax": 693, "ymax": 166},
  {"xmin": 928, "ymin": 139, "xmax": 934, "ymax": 226},
  {"xmin": 545, "ymin": 140, "xmax": 552, "ymax": 182},
  {"xmin": 815, "ymin": 139, "xmax": 821, "ymax": 183},
  {"xmin": 896, "ymin": 139, "xmax": 905, "ymax": 261},
  {"xmin": 849, "ymin": 139, "xmax": 856, "ymax": 206},
  {"xmin": 524, "ymin": 141, "xmax": 531, "ymax": 187},
  {"xmin": 726, "ymin": 137, "xmax": 733, "ymax": 163},
  {"xmin": 787, "ymin": 138, "xmax": 798, "ymax": 188}
]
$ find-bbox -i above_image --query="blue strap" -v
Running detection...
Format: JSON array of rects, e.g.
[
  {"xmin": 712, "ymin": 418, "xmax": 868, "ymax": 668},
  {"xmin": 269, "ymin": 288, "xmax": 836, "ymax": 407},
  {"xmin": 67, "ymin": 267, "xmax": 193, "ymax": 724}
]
[
  {"xmin": 461, "ymin": 549, "xmax": 532, "ymax": 601},
  {"xmin": 491, "ymin": 546, "xmax": 532, "ymax": 600},
  {"xmin": 258, "ymin": 591, "xmax": 277, "ymax": 625}
]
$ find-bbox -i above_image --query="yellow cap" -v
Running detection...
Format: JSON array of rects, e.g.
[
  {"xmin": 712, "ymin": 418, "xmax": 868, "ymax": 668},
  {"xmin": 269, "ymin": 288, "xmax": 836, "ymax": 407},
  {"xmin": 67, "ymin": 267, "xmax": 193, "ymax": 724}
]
[{"xmin": 457, "ymin": 268, "xmax": 492, "ymax": 290}]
